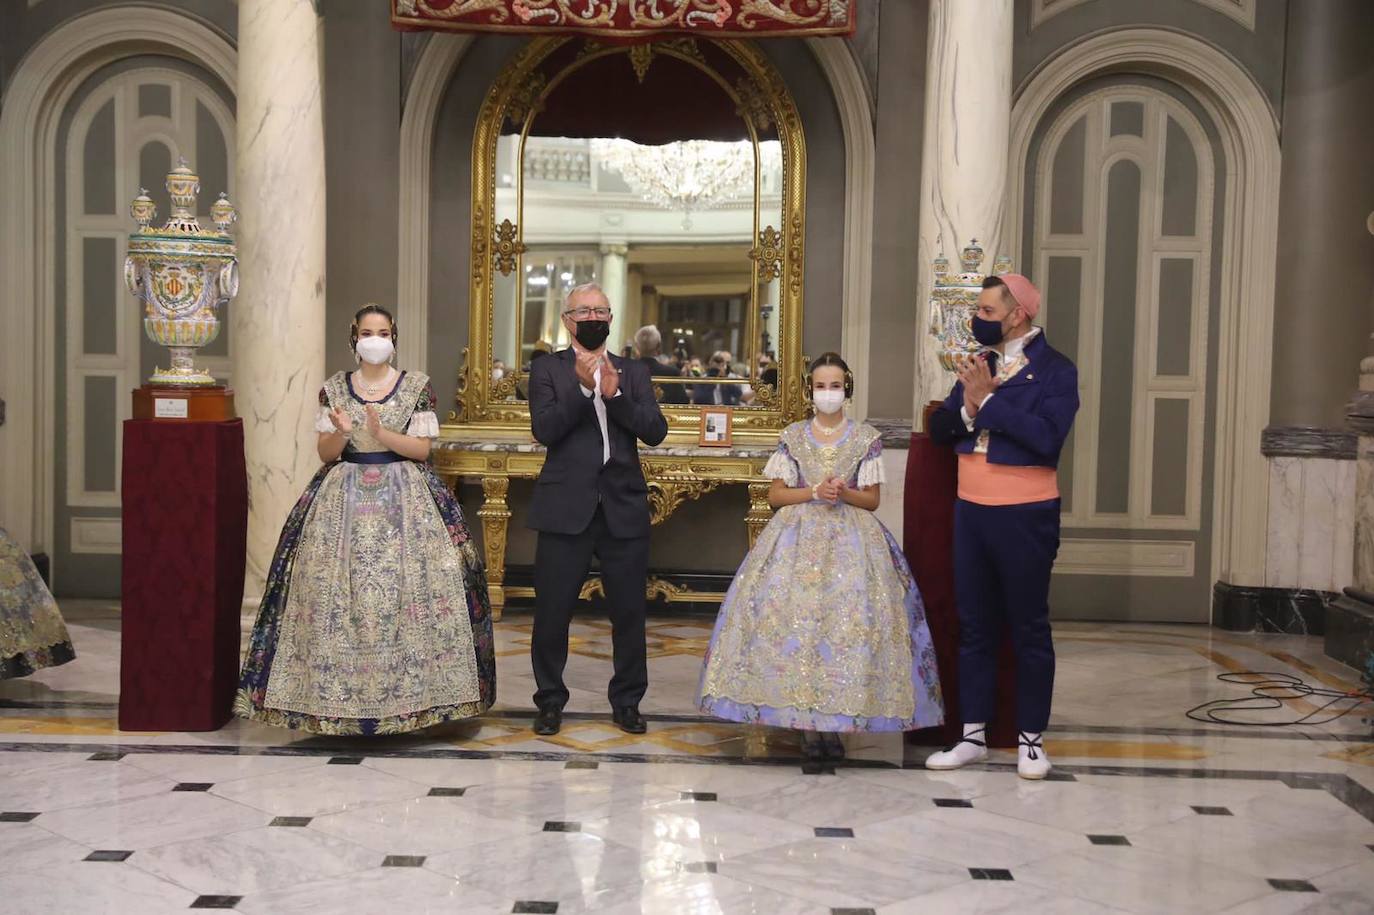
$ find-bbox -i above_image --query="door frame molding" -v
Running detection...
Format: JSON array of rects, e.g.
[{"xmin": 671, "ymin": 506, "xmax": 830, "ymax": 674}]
[
  {"xmin": 1007, "ymin": 28, "xmax": 1281, "ymax": 606},
  {"xmin": 0, "ymin": 5, "xmax": 236, "ymax": 561}
]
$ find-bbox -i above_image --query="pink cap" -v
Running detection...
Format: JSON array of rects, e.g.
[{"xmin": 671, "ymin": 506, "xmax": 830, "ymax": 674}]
[{"xmin": 999, "ymin": 273, "xmax": 1041, "ymax": 320}]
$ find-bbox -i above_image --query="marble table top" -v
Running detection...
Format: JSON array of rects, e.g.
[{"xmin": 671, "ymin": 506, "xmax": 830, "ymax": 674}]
[{"xmin": 433, "ymin": 438, "xmax": 776, "ymax": 460}]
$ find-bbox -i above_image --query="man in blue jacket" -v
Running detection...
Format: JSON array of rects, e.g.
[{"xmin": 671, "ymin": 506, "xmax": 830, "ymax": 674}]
[{"xmin": 923, "ymin": 273, "xmax": 1079, "ymax": 779}]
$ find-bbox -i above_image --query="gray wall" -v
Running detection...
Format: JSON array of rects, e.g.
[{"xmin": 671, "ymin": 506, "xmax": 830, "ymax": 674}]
[
  {"xmin": 1012, "ymin": 0, "xmax": 1288, "ymax": 111},
  {"xmin": 0, "ymin": 0, "xmax": 238, "ymax": 105},
  {"xmin": 1269, "ymin": 0, "xmax": 1374, "ymax": 430},
  {"xmin": 320, "ymin": 0, "xmax": 403, "ymax": 376},
  {"xmin": 866, "ymin": 0, "xmax": 928, "ymax": 421}
]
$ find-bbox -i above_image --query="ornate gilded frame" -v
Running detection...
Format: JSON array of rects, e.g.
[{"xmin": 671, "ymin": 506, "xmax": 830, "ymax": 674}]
[{"xmin": 448, "ymin": 35, "xmax": 808, "ymax": 445}]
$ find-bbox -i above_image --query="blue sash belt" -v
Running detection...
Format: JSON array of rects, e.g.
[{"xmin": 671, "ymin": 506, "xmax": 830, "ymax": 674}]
[{"xmin": 342, "ymin": 451, "xmax": 408, "ymax": 465}]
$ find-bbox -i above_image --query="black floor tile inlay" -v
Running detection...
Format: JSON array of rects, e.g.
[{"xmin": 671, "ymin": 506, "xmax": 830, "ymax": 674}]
[
  {"xmin": 681, "ymin": 861, "xmax": 718, "ymax": 874},
  {"xmin": 0, "ymin": 812, "xmax": 40, "ymax": 822},
  {"xmin": 933, "ymin": 798, "xmax": 973, "ymax": 808},
  {"xmin": 542, "ymin": 821, "xmax": 580, "ymax": 833},
  {"xmin": 190, "ymin": 896, "xmax": 242, "ymax": 909},
  {"xmin": 830, "ymin": 909, "xmax": 877, "ymax": 915},
  {"xmin": 1267, "ymin": 879, "xmax": 1318, "ymax": 893},
  {"xmin": 428, "ymin": 787, "xmax": 467, "ymax": 797},
  {"xmin": 680, "ymin": 791, "xmax": 717, "ymax": 802},
  {"xmin": 512, "ymin": 903, "xmax": 559, "ymax": 914},
  {"xmin": 970, "ymin": 868, "xmax": 1014, "ymax": 881},
  {"xmin": 1087, "ymin": 834, "xmax": 1131, "ymax": 846},
  {"xmin": 84, "ymin": 850, "xmax": 133, "ymax": 862},
  {"xmin": 814, "ymin": 827, "xmax": 854, "ymax": 838},
  {"xmin": 327, "ymin": 756, "xmax": 364, "ymax": 765},
  {"xmin": 382, "ymin": 855, "xmax": 426, "ymax": 867},
  {"xmin": 269, "ymin": 816, "xmax": 313, "ymax": 827},
  {"xmin": 173, "ymin": 783, "xmax": 214, "ymax": 792},
  {"xmin": 87, "ymin": 751, "xmax": 125, "ymax": 761},
  {"xmin": 564, "ymin": 760, "xmax": 598, "ymax": 770},
  {"xmin": 1191, "ymin": 805, "xmax": 1232, "ymax": 816}
]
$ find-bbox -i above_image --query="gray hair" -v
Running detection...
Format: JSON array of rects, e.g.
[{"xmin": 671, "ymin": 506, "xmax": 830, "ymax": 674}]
[
  {"xmin": 634, "ymin": 325, "xmax": 662, "ymax": 355},
  {"xmin": 564, "ymin": 282, "xmax": 609, "ymax": 310}
]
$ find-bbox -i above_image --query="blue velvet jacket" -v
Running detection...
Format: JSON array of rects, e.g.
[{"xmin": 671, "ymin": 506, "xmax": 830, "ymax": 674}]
[{"xmin": 928, "ymin": 332, "xmax": 1080, "ymax": 468}]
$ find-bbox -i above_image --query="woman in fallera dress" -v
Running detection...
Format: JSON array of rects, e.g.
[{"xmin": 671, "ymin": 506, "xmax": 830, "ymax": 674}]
[
  {"xmin": 698, "ymin": 353, "xmax": 943, "ymax": 763},
  {"xmin": 0, "ymin": 527, "xmax": 75, "ymax": 680},
  {"xmin": 235, "ymin": 304, "xmax": 495, "ymax": 735}
]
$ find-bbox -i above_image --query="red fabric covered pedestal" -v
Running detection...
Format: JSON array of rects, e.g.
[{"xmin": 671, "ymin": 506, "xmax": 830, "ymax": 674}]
[
  {"xmin": 903, "ymin": 431, "xmax": 1019, "ymax": 749},
  {"xmin": 120, "ymin": 419, "xmax": 248, "ymax": 731}
]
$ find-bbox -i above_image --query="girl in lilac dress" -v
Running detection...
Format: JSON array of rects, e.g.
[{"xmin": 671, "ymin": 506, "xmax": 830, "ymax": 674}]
[{"xmin": 699, "ymin": 353, "xmax": 943, "ymax": 762}]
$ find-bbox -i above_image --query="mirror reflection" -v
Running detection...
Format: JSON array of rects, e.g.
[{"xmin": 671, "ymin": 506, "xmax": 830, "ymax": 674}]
[{"xmin": 490, "ymin": 46, "xmax": 783, "ymax": 405}]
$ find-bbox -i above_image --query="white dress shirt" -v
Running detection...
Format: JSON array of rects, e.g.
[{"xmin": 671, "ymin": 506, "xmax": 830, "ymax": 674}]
[{"xmin": 580, "ymin": 362, "xmax": 621, "ymax": 465}]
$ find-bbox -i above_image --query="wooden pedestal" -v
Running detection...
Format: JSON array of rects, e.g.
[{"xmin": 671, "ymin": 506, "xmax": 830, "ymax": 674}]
[{"xmin": 132, "ymin": 386, "xmax": 236, "ymax": 422}]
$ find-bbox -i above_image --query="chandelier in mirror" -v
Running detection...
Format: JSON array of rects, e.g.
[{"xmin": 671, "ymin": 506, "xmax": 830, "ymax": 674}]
[{"xmin": 591, "ymin": 138, "xmax": 782, "ymax": 229}]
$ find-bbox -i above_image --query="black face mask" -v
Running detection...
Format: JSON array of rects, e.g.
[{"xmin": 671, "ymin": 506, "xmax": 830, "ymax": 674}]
[
  {"xmin": 574, "ymin": 319, "xmax": 610, "ymax": 351},
  {"xmin": 971, "ymin": 315, "xmax": 1005, "ymax": 347}
]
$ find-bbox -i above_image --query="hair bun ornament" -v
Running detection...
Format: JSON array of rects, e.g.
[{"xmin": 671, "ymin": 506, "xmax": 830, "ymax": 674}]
[{"xmin": 806, "ymin": 351, "xmax": 855, "ymax": 399}]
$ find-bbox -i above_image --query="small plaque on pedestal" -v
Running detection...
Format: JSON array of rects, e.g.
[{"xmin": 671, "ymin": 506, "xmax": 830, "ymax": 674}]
[{"xmin": 133, "ymin": 386, "xmax": 236, "ymax": 422}]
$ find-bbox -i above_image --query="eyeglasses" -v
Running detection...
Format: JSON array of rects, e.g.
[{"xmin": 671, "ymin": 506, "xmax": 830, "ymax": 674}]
[{"xmin": 564, "ymin": 307, "xmax": 612, "ymax": 320}]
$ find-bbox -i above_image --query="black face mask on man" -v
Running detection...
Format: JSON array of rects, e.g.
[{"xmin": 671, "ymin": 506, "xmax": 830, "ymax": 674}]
[
  {"xmin": 574, "ymin": 320, "xmax": 610, "ymax": 351},
  {"xmin": 971, "ymin": 315, "xmax": 1006, "ymax": 347}
]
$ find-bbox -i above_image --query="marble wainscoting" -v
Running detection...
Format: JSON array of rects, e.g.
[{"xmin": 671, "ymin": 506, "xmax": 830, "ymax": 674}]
[{"xmin": 1218, "ymin": 427, "xmax": 1359, "ymax": 635}]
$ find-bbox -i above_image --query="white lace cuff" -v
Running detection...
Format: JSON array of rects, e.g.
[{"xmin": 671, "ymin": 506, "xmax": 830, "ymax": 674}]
[
  {"xmin": 763, "ymin": 449, "xmax": 799, "ymax": 487},
  {"xmin": 857, "ymin": 455, "xmax": 886, "ymax": 488},
  {"xmin": 406, "ymin": 411, "xmax": 440, "ymax": 439},
  {"xmin": 314, "ymin": 406, "xmax": 337, "ymax": 434}
]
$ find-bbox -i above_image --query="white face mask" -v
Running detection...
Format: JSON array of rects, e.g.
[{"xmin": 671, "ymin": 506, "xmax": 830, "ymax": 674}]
[
  {"xmin": 355, "ymin": 336, "xmax": 394, "ymax": 365},
  {"xmin": 813, "ymin": 389, "xmax": 846, "ymax": 414}
]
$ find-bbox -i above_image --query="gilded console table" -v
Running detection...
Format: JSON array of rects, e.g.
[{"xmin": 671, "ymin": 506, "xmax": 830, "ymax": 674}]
[{"xmin": 431, "ymin": 439, "xmax": 776, "ymax": 618}]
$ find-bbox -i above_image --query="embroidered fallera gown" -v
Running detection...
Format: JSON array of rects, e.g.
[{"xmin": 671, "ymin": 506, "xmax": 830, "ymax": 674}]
[
  {"xmin": 235, "ymin": 370, "xmax": 495, "ymax": 735},
  {"xmin": 0, "ymin": 527, "xmax": 76, "ymax": 680},
  {"xmin": 699, "ymin": 420, "xmax": 944, "ymax": 732}
]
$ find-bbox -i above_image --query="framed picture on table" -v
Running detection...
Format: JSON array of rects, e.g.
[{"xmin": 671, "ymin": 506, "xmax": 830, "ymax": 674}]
[{"xmin": 699, "ymin": 407, "xmax": 733, "ymax": 447}]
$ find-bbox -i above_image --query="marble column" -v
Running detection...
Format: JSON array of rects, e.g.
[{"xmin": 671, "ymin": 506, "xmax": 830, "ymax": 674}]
[
  {"xmin": 1270, "ymin": 1, "xmax": 1374, "ymax": 431},
  {"xmin": 600, "ymin": 243, "xmax": 629, "ymax": 352},
  {"xmin": 232, "ymin": 0, "xmax": 327, "ymax": 600},
  {"xmin": 912, "ymin": 0, "xmax": 1014, "ymax": 418}
]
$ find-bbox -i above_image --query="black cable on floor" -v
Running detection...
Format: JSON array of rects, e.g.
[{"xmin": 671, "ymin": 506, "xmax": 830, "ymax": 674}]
[{"xmin": 1184, "ymin": 671, "xmax": 1374, "ymax": 727}]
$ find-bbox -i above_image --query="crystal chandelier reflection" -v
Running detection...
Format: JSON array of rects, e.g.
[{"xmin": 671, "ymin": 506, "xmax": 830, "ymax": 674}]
[{"xmin": 591, "ymin": 138, "xmax": 779, "ymax": 229}]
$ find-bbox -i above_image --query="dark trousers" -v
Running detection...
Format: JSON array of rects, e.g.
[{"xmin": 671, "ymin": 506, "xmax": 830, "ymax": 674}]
[
  {"xmin": 532, "ymin": 505, "xmax": 649, "ymax": 711},
  {"xmin": 953, "ymin": 497, "xmax": 1060, "ymax": 733}
]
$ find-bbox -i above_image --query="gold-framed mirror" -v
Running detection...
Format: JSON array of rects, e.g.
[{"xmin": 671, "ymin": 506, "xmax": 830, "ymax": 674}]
[{"xmin": 450, "ymin": 35, "xmax": 807, "ymax": 445}]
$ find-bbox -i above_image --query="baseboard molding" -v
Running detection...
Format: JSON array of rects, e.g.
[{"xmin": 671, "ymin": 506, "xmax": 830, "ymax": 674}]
[
  {"xmin": 1324, "ymin": 591, "xmax": 1374, "ymax": 677},
  {"xmin": 1212, "ymin": 581, "xmax": 1335, "ymax": 636}
]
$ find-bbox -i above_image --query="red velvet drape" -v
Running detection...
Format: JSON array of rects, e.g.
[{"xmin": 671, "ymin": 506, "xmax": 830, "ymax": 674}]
[
  {"xmin": 904, "ymin": 431, "xmax": 1019, "ymax": 749},
  {"xmin": 119, "ymin": 419, "xmax": 248, "ymax": 732}
]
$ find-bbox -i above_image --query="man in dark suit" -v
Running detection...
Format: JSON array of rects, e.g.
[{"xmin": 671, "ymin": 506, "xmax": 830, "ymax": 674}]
[
  {"xmin": 633, "ymin": 324, "xmax": 688, "ymax": 404},
  {"xmin": 526, "ymin": 283, "xmax": 669, "ymax": 736},
  {"xmin": 690, "ymin": 350, "xmax": 745, "ymax": 405}
]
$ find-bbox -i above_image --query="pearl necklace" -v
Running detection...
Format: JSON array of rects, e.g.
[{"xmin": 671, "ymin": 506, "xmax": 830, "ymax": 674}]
[
  {"xmin": 812, "ymin": 417, "xmax": 846, "ymax": 439},
  {"xmin": 359, "ymin": 367, "xmax": 395, "ymax": 399}
]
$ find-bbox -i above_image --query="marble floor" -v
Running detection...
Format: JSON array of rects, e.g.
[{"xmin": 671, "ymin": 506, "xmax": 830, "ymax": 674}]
[{"xmin": 1, "ymin": 603, "xmax": 1371, "ymax": 914}]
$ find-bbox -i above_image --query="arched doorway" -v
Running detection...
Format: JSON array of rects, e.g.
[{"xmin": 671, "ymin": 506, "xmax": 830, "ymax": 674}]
[
  {"xmin": 1007, "ymin": 29, "xmax": 1281, "ymax": 622},
  {"xmin": 0, "ymin": 7, "xmax": 236, "ymax": 590}
]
